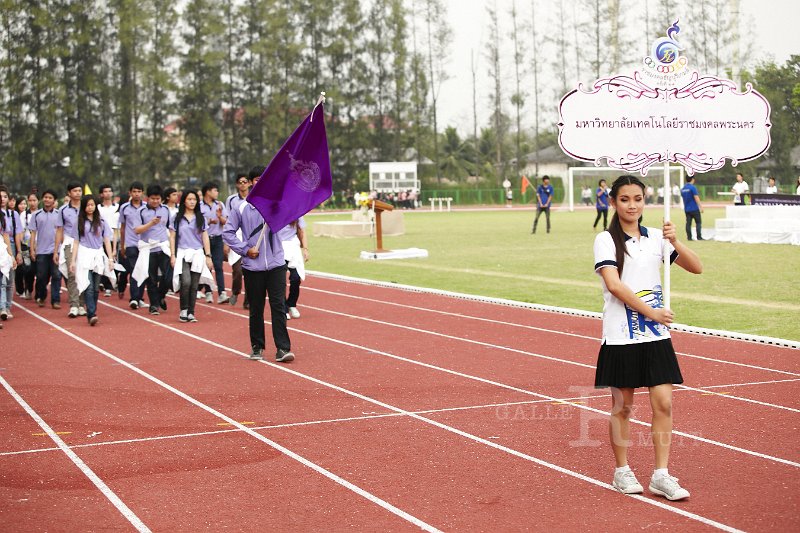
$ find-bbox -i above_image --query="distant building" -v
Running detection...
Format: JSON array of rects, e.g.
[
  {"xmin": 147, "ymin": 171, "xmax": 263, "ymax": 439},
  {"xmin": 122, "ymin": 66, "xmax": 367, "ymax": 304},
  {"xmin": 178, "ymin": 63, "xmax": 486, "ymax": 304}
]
[{"xmin": 515, "ymin": 145, "xmax": 592, "ymax": 180}]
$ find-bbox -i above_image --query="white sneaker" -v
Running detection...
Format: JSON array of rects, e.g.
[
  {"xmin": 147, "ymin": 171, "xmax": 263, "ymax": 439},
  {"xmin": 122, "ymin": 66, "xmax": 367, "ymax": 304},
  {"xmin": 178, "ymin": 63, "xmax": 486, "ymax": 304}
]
[
  {"xmin": 286, "ymin": 312, "xmax": 291, "ymax": 320},
  {"xmin": 23, "ymin": 290, "xmax": 31, "ymax": 300},
  {"xmin": 179, "ymin": 309, "xmax": 189, "ymax": 322},
  {"xmin": 217, "ymin": 291, "xmax": 229, "ymax": 304},
  {"xmin": 68, "ymin": 307, "xmax": 78, "ymax": 318},
  {"xmin": 612, "ymin": 469, "xmax": 644, "ymax": 494},
  {"xmin": 205, "ymin": 292, "xmax": 213, "ymax": 304},
  {"xmin": 649, "ymin": 473, "xmax": 690, "ymax": 501},
  {"xmin": 104, "ymin": 290, "xmax": 112, "ymax": 297},
  {"xmin": 77, "ymin": 306, "xmax": 87, "ymax": 316},
  {"xmin": 288, "ymin": 307, "xmax": 300, "ymax": 318},
  {"xmin": 196, "ymin": 290, "xmax": 203, "ymax": 300},
  {"xmin": 139, "ymin": 300, "xmax": 146, "ymax": 308}
]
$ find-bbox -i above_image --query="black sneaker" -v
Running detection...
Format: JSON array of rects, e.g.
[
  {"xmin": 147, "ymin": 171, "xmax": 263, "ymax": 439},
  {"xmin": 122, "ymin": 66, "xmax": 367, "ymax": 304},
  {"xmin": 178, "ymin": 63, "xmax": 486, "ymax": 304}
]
[
  {"xmin": 275, "ymin": 348, "xmax": 295, "ymax": 363},
  {"xmin": 129, "ymin": 300, "xmax": 139, "ymax": 310},
  {"xmin": 160, "ymin": 300, "xmax": 167, "ymax": 311},
  {"xmin": 149, "ymin": 306, "xmax": 160, "ymax": 315},
  {"xmin": 249, "ymin": 346, "xmax": 263, "ymax": 361}
]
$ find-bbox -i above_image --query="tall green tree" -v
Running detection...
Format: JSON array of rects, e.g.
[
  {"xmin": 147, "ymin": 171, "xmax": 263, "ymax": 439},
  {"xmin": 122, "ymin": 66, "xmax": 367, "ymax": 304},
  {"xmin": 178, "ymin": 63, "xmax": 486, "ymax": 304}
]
[{"xmin": 179, "ymin": 0, "xmax": 224, "ymax": 183}]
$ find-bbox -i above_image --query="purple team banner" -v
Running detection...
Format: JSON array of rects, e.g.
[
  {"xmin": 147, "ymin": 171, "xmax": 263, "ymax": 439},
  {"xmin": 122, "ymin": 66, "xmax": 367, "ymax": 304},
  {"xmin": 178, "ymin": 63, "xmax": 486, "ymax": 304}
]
[{"xmin": 248, "ymin": 102, "xmax": 333, "ymax": 232}]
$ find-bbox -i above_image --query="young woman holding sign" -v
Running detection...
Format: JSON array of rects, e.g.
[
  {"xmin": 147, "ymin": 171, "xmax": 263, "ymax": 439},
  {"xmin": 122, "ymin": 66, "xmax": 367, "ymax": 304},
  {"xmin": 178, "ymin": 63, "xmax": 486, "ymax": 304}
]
[{"xmin": 593, "ymin": 175, "xmax": 702, "ymax": 501}]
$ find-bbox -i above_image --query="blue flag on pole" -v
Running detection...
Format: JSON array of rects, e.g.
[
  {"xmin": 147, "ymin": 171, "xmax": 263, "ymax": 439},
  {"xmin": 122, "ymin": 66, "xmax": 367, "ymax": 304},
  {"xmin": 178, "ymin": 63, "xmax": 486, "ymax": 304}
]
[{"xmin": 247, "ymin": 98, "xmax": 332, "ymax": 232}]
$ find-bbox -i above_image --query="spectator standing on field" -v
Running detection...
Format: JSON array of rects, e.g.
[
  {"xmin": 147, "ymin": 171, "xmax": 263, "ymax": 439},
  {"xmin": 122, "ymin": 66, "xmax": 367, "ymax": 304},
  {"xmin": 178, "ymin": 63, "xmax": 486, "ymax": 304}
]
[
  {"xmin": 731, "ymin": 173, "xmax": 749, "ymax": 205},
  {"xmin": 531, "ymin": 176, "xmax": 554, "ymax": 234},
  {"xmin": 680, "ymin": 176, "xmax": 704, "ymax": 241}
]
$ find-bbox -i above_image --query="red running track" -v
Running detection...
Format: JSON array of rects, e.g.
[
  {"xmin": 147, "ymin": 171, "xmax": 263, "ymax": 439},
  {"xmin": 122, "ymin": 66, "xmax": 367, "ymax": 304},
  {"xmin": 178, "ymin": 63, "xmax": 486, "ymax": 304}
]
[{"xmin": 1, "ymin": 274, "xmax": 798, "ymax": 531}]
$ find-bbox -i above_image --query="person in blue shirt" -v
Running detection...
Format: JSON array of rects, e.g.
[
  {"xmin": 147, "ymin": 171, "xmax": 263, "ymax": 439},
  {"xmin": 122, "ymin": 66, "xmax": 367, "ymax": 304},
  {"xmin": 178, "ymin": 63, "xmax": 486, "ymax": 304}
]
[
  {"xmin": 531, "ymin": 176, "xmax": 554, "ymax": 234},
  {"xmin": 680, "ymin": 176, "xmax": 704, "ymax": 240},
  {"xmin": 593, "ymin": 179, "xmax": 609, "ymax": 231}
]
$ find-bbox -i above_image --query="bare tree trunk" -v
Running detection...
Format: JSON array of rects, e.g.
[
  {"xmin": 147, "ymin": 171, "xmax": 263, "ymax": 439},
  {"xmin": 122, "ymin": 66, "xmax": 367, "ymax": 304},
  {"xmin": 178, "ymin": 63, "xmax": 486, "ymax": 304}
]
[
  {"xmin": 530, "ymin": 0, "xmax": 540, "ymax": 179},
  {"xmin": 511, "ymin": 0, "xmax": 524, "ymax": 177},
  {"xmin": 471, "ymin": 49, "xmax": 480, "ymax": 178},
  {"xmin": 608, "ymin": 0, "xmax": 620, "ymax": 72}
]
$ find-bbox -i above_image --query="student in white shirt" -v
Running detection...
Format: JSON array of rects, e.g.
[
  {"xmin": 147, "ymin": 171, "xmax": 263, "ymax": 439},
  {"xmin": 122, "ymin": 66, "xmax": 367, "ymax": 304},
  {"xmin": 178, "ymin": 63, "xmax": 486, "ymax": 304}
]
[
  {"xmin": 593, "ymin": 175, "xmax": 702, "ymax": 502},
  {"xmin": 765, "ymin": 177, "xmax": 778, "ymax": 194},
  {"xmin": 731, "ymin": 173, "xmax": 749, "ymax": 205}
]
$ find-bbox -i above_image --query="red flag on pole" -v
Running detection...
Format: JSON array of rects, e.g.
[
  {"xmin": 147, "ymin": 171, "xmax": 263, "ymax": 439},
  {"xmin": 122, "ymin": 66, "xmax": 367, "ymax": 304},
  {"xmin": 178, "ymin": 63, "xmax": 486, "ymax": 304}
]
[{"xmin": 521, "ymin": 176, "xmax": 532, "ymax": 195}]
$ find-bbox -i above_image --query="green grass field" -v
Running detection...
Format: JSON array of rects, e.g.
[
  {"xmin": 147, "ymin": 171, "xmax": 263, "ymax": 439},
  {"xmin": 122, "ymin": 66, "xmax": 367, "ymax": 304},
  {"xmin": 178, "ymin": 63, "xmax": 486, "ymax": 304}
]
[{"xmin": 305, "ymin": 206, "xmax": 800, "ymax": 341}]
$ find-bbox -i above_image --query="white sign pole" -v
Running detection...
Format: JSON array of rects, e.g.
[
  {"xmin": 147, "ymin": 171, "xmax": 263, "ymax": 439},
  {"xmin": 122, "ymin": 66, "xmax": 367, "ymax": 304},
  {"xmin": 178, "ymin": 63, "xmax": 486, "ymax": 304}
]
[{"xmin": 663, "ymin": 159, "xmax": 671, "ymax": 311}]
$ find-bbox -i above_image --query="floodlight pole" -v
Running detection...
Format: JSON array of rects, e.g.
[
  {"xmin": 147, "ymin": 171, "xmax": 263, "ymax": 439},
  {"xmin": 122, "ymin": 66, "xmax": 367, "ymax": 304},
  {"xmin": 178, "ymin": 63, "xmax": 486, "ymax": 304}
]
[{"xmin": 663, "ymin": 158, "xmax": 671, "ymax": 311}]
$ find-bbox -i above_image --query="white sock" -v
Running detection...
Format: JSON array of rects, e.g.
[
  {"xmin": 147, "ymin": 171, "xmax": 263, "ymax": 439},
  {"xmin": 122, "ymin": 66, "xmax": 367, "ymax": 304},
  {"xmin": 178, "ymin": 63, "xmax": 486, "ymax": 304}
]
[
  {"xmin": 653, "ymin": 468, "xmax": 669, "ymax": 478},
  {"xmin": 615, "ymin": 465, "xmax": 631, "ymax": 474}
]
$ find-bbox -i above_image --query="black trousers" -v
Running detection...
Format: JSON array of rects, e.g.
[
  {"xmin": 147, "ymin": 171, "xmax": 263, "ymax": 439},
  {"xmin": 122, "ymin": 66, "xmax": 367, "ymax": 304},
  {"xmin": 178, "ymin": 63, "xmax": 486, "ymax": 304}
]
[
  {"xmin": 35, "ymin": 253, "xmax": 61, "ymax": 303},
  {"xmin": 532, "ymin": 206, "xmax": 551, "ymax": 232},
  {"xmin": 685, "ymin": 210, "xmax": 703, "ymax": 240},
  {"xmin": 285, "ymin": 267, "xmax": 301, "ymax": 309},
  {"xmin": 147, "ymin": 250, "xmax": 170, "ymax": 309},
  {"xmin": 243, "ymin": 266, "xmax": 290, "ymax": 352},
  {"xmin": 593, "ymin": 208, "xmax": 608, "ymax": 230}
]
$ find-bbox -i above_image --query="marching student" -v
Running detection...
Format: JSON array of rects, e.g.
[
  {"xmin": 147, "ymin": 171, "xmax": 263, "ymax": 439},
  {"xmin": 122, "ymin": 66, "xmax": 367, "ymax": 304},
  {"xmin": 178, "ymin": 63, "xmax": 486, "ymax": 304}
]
[
  {"xmin": 199, "ymin": 181, "xmax": 229, "ymax": 304},
  {"xmin": 225, "ymin": 172, "xmax": 253, "ymax": 307},
  {"xmin": 163, "ymin": 187, "xmax": 180, "ymax": 219},
  {"xmin": 117, "ymin": 182, "xmax": 146, "ymax": 308},
  {"xmin": 69, "ymin": 195, "xmax": 115, "ymax": 326},
  {"xmin": 222, "ymin": 168, "xmax": 293, "ymax": 363},
  {"xmin": 593, "ymin": 175, "xmax": 702, "ymax": 501},
  {"xmin": 53, "ymin": 182, "xmax": 85, "ymax": 318},
  {"xmin": 29, "ymin": 190, "xmax": 62, "ymax": 309},
  {"xmin": 278, "ymin": 217, "xmax": 309, "ymax": 320},
  {"xmin": 169, "ymin": 190, "xmax": 214, "ymax": 323},
  {"xmin": 97, "ymin": 184, "xmax": 119, "ymax": 297},
  {"xmin": 0, "ymin": 185, "xmax": 22, "ymax": 320},
  {"xmin": 133, "ymin": 184, "xmax": 171, "ymax": 315},
  {"xmin": 0, "ymin": 207, "xmax": 16, "ymax": 326},
  {"xmin": 14, "ymin": 196, "xmax": 36, "ymax": 300}
]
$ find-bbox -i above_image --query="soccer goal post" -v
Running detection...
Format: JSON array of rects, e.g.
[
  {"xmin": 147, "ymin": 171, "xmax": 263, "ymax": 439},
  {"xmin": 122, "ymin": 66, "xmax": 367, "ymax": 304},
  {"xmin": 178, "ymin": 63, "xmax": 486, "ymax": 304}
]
[{"xmin": 567, "ymin": 166, "xmax": 685, "ymax": 211}]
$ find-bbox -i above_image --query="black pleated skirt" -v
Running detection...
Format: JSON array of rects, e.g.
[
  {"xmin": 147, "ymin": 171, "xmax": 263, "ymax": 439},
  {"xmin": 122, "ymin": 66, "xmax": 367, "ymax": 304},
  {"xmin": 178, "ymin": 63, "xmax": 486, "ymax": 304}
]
[{"xmin": 594, "ymin": 338, "xmax": 684, "ymax": 389}]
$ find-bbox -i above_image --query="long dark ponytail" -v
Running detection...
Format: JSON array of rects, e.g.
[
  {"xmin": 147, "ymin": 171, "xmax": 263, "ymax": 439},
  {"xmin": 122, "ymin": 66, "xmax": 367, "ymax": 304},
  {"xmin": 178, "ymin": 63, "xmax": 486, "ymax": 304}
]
[
  {"xmin": 607, "ymin": 175, "xmax": 646, "ymax": 276},
  {"xmin": 78, "ymin": 195, "xmax": 102, "ymax": 238}
]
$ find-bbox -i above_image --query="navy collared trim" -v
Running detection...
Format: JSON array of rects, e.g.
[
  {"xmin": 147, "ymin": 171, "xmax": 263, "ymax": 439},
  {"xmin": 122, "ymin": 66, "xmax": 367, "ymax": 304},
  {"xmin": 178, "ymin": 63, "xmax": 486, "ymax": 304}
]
[
  {"xmin": 623, "ymin": 225, "xmax": 649, "ymax": 241},
  {"xmin": 594, "ymin": 260, "xmax": 618, "ymax": 270}
]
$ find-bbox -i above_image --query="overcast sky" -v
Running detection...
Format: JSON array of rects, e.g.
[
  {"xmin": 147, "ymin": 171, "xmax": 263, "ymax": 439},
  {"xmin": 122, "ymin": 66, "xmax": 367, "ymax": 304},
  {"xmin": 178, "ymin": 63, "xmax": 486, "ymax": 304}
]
[{"xmin": 436, "ymin": 0, "xmax": 800, "ymax": 134}]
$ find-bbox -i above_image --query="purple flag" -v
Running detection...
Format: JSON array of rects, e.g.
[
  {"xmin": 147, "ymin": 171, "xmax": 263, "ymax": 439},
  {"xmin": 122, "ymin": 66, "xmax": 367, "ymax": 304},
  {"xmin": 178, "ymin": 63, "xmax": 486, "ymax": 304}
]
[{"xmin": 247, "ymin": 103, "xmax": 332, "ymax": 232}]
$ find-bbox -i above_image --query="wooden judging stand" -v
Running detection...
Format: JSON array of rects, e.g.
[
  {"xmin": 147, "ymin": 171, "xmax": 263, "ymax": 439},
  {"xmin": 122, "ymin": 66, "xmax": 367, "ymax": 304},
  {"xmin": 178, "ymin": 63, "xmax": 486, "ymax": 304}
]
[{"xmin": 370, "ymin": 199, "xmax": 394, "ymax": 253}]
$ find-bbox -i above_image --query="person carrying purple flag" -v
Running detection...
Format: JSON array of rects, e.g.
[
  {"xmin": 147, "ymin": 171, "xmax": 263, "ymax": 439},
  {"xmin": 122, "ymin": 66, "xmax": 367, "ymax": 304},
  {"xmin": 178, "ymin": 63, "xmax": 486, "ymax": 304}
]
[{"xmin": 223, "ymin": 165, "xmax": 293, "ymax": 362}]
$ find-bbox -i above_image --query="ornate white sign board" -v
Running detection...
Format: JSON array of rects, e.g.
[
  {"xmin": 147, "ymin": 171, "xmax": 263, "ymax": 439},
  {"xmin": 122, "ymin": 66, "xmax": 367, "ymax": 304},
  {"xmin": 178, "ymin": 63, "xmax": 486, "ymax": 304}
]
[
  {"xmin": 559, "ymin": 73, "xmax": 771, "ymax": 175},
  {"xmin": 558, "ymin": 22, "xmax": 771, "ymax": 176}
]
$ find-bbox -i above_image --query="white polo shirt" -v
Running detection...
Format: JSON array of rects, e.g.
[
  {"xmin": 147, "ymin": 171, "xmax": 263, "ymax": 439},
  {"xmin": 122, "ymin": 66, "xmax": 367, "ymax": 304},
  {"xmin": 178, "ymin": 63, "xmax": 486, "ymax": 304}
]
[
  {"xmin": 593, "ymin": 226, "xmax": 677, "ymax": 345},
  {"xmin": 98, "ymin": 202, "xmax": 120, "ymax": 230},
  {"xmin": 732, "ymin": 181, "xmax": 749, "ymax": 203}
]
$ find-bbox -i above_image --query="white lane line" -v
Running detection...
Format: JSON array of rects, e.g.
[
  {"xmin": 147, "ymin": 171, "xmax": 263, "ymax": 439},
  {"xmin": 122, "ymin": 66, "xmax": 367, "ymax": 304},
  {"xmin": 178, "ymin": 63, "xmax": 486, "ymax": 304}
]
[
  {"xmin": 302, "ymin": 285, "xmax": 800, "ymax": 376},
  {"xmin": 0, "ymin": 395, "xmax": 604, "ymax": 458},
  {"xmin": 701, "ymin": 377, "xmax": 800, "ymax": 389},
  {"xmin": 297, "ymin": 303, "xmax": 800, "ymax": 414},
  {"xmin": 99, "ymin": 300, "xmax": 744, "ymax": 533},
  {"xmin": 174, "ymin": 299, "xmax": 800, "ymax": 469},
  {"xmin": 0, "ymin": 374, "xmax": 151, "ymax": 532},
  {"xmin": 15, "ymin": 304, "xmax": 441, "ymax": 533}
]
